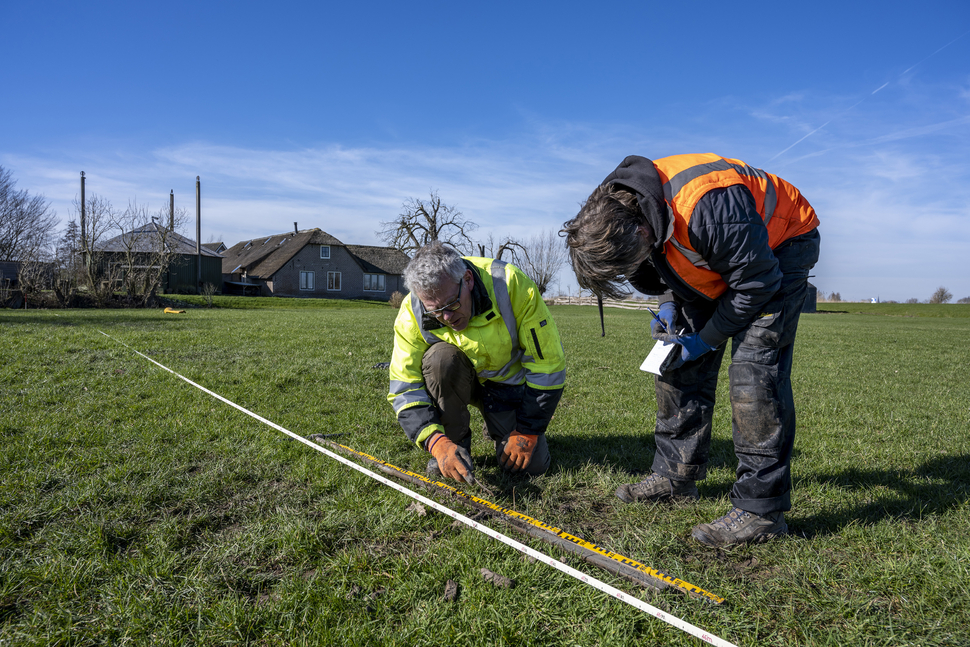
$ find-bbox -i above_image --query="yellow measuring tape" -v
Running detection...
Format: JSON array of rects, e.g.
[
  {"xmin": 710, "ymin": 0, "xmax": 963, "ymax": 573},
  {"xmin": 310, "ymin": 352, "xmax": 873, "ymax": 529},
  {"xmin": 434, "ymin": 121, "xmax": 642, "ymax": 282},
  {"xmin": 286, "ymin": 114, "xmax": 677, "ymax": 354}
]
[{"xmin": 332, "ymin": 442, "xmax": 725, "ymax": 605}]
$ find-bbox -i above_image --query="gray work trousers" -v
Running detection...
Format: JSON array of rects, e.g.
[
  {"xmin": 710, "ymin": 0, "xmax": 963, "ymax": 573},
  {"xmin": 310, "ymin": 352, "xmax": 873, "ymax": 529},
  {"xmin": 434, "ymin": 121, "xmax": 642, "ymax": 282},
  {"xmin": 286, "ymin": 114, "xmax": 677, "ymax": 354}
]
[
  {"xmin": 421, "ymin": 342, "xmax": 551, "ymax": 476},
  {"xmin": 652, "ymin": 229, "xmax": 820, "ymax": 515}
]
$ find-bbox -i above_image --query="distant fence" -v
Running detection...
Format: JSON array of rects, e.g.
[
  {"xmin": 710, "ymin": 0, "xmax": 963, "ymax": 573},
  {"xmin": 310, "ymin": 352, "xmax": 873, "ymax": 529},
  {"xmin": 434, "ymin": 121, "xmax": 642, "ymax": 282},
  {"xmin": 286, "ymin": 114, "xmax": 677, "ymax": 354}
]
[{"xmin": 551, "ymin": 296, "xmax": 660, "ymax": 310}]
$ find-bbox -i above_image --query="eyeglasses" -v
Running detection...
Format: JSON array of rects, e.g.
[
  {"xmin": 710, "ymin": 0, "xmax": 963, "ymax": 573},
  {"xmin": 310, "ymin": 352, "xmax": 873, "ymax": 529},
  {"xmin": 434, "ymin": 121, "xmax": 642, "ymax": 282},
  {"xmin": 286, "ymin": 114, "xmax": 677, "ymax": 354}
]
[{"xmin": 425, "ymin": 280, "xmax": 463, "ymax": 319}]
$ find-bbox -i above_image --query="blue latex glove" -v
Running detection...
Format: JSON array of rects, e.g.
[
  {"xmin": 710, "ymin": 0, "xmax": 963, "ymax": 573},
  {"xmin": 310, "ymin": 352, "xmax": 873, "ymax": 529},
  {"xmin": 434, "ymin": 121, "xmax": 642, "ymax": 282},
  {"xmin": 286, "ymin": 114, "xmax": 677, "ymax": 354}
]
[
  {"xmin": 677, "ymin": 333, "xmax": 716, "ymax": 362},
  {"xmin": 665, "ymin": 332, "xmax": 717, "ymax": 370},
  {"xmin": 650, "ymin": 302, "xmax": 678, "ymax": 339}
]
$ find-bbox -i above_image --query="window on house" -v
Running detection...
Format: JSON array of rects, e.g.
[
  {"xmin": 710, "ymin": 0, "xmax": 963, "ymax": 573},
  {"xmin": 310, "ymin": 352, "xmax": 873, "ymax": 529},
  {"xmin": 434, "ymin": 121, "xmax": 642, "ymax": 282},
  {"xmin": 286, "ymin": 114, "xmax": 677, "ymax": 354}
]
[
  {"xmin": 300, "ymin": 271, "xmax": 314, "ymax": 290},
  {"xmin": 327, "ymin": 271, "xmax": 341, "ymax": 291},
  {"xmin": 320, "ymin": 245, "xmax": 330, "ymax": 259},
  {"xmin": 363, "ymin": 273, "xmax": 386, "ymax": 292}
]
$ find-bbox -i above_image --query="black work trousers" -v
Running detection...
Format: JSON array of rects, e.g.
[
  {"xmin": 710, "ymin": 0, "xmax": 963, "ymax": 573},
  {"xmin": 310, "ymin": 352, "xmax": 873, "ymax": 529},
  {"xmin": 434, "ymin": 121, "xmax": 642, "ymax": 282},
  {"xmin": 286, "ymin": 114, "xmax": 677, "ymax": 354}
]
[
  {"xmin": 421, "ymin": 342, "xmax": 551, "ymax": 476},
  {"xmin": 651, "ymin": 229, "xmax": 820, "ymax": 516}
]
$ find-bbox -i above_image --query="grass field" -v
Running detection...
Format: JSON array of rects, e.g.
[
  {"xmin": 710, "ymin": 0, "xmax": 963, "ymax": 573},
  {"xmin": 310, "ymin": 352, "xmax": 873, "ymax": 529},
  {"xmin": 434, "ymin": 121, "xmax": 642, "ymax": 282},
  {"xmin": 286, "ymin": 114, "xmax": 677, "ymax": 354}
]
[{"xmin": 2, "ymin": 299, "xmax": 969, "ymax": 646}]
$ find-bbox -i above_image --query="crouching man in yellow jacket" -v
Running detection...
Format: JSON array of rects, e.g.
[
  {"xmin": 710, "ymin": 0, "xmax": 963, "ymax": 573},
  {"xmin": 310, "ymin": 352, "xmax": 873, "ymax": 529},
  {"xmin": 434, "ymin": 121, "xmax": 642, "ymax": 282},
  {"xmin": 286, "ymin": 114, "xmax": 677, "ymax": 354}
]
[{"xmin": 387, "ymin": 242, "xmax": 566, "ymax": 483}]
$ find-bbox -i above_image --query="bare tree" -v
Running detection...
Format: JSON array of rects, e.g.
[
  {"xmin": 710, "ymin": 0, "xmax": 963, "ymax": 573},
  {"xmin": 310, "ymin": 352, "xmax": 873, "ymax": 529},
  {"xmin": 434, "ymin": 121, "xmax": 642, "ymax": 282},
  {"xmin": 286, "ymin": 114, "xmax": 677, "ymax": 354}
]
[
  {"xmin": 476, "ymin": 232, "xmax": 525, "ymax": 262},
  {"xmin": 518, "ymin": 229, "xmax": 568, "ymax": 296},
  {"xmin": 51, "ymin": 220, "xmax": 82, "ymax": 306},
  {"xmin": 110, "ymin": 200, "xmax": 189, "ymax": 306},
  {"xmin": 69, "ymin": 193, "xmax": 119, "ymax": 306},
  {"xmin": 17, "ymin": 257, "xmax": 55, "ymax": 301},
  {"xmin": 906, "ymin": 298, "xmax": 919, "ymax": 304},
  {"xmin": 378, "ymin": 190, "xmax": 477, "ymax": 255},
  {"xmin": 957, "ymin": 296, "xmax": 970, "ymax": 304},
  {"xmin": 929, "ymin": 286, "xmax": 953, "ymax": 304},
  {"xmin": 0, "ymin": 166, "xmax": 58, "ymax": 262}
]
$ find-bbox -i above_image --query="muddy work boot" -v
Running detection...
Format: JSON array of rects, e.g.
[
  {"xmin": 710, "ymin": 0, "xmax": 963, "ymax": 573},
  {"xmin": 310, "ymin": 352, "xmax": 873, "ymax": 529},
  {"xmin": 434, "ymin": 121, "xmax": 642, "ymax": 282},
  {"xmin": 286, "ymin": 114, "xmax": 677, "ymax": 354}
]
[
  {"xmin": 691, "ymin": 508, "xmax": 787, "ymax": 547},
  {"xmin": 615, "ymin": 473, "xmax": 699, "ymax": 504}
]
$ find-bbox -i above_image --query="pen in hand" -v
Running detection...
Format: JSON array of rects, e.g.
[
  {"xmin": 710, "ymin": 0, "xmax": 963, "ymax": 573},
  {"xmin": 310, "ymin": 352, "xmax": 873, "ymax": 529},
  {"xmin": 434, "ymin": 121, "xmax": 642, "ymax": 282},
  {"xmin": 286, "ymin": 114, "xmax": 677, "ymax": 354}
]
[{"xmin": 646, "ymin": 306, "xmax": 668, "ymax": 333}]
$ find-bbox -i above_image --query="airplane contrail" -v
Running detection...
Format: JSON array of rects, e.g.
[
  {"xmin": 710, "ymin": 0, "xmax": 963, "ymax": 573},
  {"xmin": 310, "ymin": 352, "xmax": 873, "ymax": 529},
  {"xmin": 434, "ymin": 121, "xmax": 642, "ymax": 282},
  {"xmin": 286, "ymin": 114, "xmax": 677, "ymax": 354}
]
[{"xmin": 769, "ymin": 29, "xmax": 969, "ymax": 162}]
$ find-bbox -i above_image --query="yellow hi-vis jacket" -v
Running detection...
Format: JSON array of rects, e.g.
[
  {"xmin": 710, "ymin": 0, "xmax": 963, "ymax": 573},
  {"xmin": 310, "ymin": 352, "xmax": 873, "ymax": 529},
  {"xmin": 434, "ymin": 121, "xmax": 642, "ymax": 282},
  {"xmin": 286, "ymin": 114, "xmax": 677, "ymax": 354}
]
[{"xmin": 388, "ymin": 257, "xmax": 566, "ymax": 448}]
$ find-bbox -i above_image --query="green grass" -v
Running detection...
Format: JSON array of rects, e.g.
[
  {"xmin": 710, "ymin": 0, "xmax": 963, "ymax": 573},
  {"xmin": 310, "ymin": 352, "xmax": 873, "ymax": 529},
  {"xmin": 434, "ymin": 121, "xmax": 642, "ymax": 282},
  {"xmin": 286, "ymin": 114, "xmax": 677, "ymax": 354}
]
[
  {"xmin": 1, "ymin": 302, "xmax": 969, "ymax": 646},
  {"xmin": 167, "ymin": 293, "xmax": 392, "ymax": 310},
  {"xmin": 815, "ymin": 301, "xmax": 970, "ymax": 317}
]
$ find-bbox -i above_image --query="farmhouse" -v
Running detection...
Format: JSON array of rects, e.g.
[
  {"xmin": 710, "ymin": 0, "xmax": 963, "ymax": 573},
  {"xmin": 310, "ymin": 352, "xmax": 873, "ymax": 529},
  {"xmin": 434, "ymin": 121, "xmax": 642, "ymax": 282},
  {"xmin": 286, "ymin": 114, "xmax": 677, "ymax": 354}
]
[{"xmin": 221, "ymin": 228, "xmax": 409, "ymax": 300}]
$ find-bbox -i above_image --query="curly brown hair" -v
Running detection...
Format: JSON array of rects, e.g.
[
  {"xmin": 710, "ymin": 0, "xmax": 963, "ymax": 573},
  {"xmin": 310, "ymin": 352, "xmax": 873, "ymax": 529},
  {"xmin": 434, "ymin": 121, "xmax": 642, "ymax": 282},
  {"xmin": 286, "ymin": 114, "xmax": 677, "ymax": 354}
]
[{"xmin": 560, "ymin": 184, "xmax": 653, "ymax": 299}]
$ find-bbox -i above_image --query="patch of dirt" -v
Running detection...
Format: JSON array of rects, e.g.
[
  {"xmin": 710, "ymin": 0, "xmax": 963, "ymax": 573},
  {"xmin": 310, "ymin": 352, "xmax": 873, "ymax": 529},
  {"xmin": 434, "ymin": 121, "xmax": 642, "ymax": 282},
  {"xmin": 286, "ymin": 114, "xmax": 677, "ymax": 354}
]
[
  {"xmin": 443, "ymin": 579, "xmax": 459, "ymax": 602},
  {"xmin": 684, "ymin": 549, "xmax": 781, "ymax": 583},
  {"xmin": 481, "ymin": 568, "xmax": 515, "ymax": 589},
  {"xmin": 451, "ymin": 510, "xmax": 489, "ymax": 528},
  {"xmin": 405, "ymin": 502, "xmax": 428, "ymax": 516}
]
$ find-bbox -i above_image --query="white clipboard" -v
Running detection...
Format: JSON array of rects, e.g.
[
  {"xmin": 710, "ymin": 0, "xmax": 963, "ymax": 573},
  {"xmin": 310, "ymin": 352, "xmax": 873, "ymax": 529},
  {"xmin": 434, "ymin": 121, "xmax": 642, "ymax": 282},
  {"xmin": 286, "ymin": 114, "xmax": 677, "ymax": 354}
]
[{"xmin": 639, "ymin": 338, "xmax": 680, "ymax": 375}]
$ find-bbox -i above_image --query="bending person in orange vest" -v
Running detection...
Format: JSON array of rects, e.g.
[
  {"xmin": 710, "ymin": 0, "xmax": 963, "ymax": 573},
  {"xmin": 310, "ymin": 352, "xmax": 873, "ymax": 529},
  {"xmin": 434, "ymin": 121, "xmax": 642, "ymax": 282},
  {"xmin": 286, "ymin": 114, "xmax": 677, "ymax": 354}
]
[{"xmin": 562, "ymin": 154, "xmax": 820, "ymax": 547}]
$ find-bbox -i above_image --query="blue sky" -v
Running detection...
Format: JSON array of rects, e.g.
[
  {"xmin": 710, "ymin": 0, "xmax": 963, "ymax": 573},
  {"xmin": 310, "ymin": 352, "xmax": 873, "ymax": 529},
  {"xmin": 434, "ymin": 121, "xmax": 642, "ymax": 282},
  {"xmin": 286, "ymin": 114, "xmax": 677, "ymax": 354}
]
[{"xmin": 2, "ymin": 1, "xmax": 969, "ymax": 301}]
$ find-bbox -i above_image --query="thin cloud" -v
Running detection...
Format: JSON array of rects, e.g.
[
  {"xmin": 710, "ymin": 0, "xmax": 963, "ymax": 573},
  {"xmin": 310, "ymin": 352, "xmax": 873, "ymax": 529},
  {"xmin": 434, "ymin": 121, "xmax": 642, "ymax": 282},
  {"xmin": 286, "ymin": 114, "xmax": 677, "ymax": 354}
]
[{"xmin": 3, "ymin": 92, "xmax": 968, "ymax": 302}]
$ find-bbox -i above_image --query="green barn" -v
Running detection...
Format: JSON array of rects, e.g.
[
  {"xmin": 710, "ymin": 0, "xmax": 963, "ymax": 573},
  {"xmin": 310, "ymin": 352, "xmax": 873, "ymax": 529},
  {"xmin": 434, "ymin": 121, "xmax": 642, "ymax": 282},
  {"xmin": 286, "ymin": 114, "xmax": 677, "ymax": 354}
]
[{"xmin": 94, "ymin": 222, "xmax": 223, "ymax": 294}]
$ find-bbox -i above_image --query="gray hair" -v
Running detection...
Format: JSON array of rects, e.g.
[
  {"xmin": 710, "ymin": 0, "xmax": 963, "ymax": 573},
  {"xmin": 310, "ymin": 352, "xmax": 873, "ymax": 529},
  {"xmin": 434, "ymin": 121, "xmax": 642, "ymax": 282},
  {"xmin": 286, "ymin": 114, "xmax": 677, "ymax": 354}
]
[
  {"xmin": 560, "ymin": 184, "xmax": 651, "ymax": 300},
  {"xmin": 403, "ymin": 242, "xmax": 467, "ymax": 297}
]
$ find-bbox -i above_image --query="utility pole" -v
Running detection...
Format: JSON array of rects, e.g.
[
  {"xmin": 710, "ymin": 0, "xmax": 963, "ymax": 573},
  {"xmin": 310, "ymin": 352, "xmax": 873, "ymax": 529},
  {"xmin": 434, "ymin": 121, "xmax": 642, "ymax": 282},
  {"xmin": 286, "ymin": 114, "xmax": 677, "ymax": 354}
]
[
  {"xmin": 170, "ymin": 190, "xmax": 175, "ymax": 231},
  {"xmin": 195, "ymin": 176, "xmax": 202, "ymax": 291},
  {"xmin": 80, "ymin": 171, "xmax": 86, "ymax": 249}
]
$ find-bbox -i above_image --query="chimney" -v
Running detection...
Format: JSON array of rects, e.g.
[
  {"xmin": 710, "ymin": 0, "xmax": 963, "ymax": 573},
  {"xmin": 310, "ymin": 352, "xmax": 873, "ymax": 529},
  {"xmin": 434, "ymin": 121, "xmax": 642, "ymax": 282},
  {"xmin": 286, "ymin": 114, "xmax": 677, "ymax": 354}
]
[{"xmin": 294, "ymin": 222, "xmax": 298, "ymax": 235}]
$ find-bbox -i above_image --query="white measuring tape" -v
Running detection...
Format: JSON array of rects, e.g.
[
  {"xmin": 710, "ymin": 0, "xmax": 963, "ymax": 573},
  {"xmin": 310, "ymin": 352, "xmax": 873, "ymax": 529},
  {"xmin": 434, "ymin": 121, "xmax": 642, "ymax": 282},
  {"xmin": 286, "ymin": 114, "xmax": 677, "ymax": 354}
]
[{"xmin": 99, "ymin": 330, "xmax": 737, "ymax": 647}]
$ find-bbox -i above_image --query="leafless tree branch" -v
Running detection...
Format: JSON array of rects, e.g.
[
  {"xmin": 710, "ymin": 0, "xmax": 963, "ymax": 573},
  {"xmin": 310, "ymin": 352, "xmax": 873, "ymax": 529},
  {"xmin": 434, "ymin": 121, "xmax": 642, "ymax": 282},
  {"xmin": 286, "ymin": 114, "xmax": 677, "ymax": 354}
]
[
  {"xmin": 518, "ymin": 229, "xmax": 569, "ymax": 296},
  {"xmin": 377, "ymin": 190, "xmax": 477, "ymax": 256},
  {"xmin": 0, "ymin": 165, "xmax": 58, "ymax": 263}
]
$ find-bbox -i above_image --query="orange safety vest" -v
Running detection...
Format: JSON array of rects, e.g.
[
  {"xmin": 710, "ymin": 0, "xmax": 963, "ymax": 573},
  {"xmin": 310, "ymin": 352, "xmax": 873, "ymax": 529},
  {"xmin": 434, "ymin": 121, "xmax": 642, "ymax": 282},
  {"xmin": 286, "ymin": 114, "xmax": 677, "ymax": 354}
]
[{"xmin": 654, "ymin": 153, "xmax": 819, "ymax": 300}]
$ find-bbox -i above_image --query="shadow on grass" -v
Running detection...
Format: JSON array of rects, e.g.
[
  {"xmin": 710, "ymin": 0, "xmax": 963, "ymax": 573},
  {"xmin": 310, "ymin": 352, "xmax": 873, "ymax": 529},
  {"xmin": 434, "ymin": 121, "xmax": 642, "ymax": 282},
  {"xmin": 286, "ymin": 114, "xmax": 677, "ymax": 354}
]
[
  {"xmin": 792, "ymin": 453, "xmax": 970, "ymax": 538},
  {"xmin": 547, "ymin": 431, "xmax": 739, "ymax": 477}
]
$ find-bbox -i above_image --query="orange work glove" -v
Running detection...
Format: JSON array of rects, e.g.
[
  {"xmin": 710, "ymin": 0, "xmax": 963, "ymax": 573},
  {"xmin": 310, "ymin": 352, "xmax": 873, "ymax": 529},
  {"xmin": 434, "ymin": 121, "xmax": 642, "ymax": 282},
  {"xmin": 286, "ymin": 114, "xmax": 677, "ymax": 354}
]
[
  {"xmin": 427, "ymin": 433, "xmax": 474, "ymax": 483},
  {"xmin": 499, "ymin": 430, "xmax": 539, "ymax": 473}
]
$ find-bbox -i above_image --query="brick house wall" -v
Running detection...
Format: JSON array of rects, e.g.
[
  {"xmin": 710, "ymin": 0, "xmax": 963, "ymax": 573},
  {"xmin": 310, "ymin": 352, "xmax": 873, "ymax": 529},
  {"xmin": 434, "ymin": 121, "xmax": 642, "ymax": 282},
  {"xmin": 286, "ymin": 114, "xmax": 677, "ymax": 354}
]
[
  {"xmin": 222, "ymin": 229, "xmax": 407, "ymax": 301},
  {"xmin": 271, "ymin": 244, "xmax": 402, "ymax": 299}
]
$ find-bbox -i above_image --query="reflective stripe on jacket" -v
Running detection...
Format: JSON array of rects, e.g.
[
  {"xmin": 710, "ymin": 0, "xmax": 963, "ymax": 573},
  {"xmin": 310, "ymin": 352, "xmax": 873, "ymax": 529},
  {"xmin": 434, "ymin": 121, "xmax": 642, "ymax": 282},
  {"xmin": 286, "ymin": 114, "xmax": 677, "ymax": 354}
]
[
  {"xmin": 388, "ymin": 257, "xmax": 566, "ymax": 447},
  {"xmin": 655, "ymin": 153, "xmax": 819, "ymax": 300}
]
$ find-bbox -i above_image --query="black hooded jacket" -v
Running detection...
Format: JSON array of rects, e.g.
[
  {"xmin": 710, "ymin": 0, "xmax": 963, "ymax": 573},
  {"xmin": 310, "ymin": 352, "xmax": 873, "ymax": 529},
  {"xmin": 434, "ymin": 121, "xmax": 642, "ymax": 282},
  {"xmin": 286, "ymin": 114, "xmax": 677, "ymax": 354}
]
[{"xmin": 602, "ymin": 155, "xmax": 784, "ymax": 347}]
